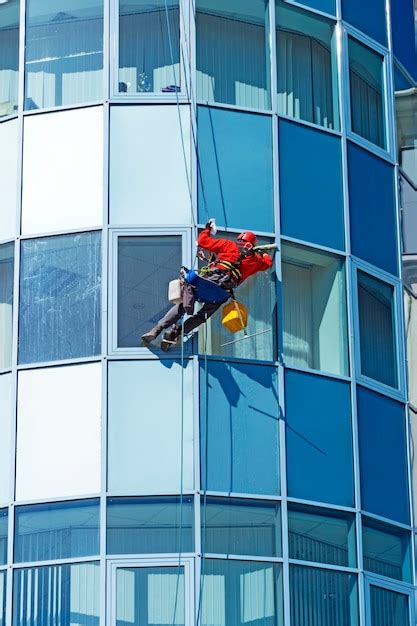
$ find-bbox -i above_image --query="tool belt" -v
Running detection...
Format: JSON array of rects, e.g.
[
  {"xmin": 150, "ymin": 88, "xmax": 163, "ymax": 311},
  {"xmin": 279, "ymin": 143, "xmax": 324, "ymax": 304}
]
[{"xmin": 200, "ymin": 261, "xmax": 241, "ymax": 288}]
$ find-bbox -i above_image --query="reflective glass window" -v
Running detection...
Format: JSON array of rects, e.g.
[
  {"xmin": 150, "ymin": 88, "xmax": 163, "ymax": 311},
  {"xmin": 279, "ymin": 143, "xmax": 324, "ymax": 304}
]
[
  {"xmin": 202, "ymin": 497, "xmax": 281, "ymax": 557},
  {"xmin": 202, "ymin": 560, "xmax": 283, "ymax": 626},
  {"xmin": 0, "ymin": 243, "xmax": 14, "ymax": 371},
  {"xmin": 276, "ymin": 0, "xmax": 339, "ymax": 130},
  {"xmin": 348, "ymin": 37, "xmax": 386, "ymax": 150},
  {"xmin": 288, "ymin": 504, "xmax": 356, "ymax": 567},
  {"xmin": 357, "ymin": 270, "xmax": 397, "ymax": 389},
  {"xmin": 107, "ymin": 496, "xmax": 194, "ymax": 554},
  {"xmin": 292, "ymin": 0, "xmax": 335, "ymax": 14},
  {"xmin": 200, "ymin": 361, "xmax": 280, "ymax": 496},
  {"xmin": 197, "ymin": 106, "xmax": 274, "ymax": 233},
  {"xmin": 362, "ymin": 517, "xmax": 411, "ymax": 582},
  {"xmin": 196, "ymin": 0, "xmax": 270, "ymax": 109},
  {"xmin": 285, "ymin": 370, "xmax": 354, "ymax": 507},
  {"xmin": 13, "ymin": 562, "xmax": 100, "ymax": 626},
  {"xmin": 395, "ymin": 81, "xmax": 417, "ymax": 184},
  {"xmin": 0, "ymin": 570, "xmax": 4, "ymax": 626},
  {"xmin": 391, "ymin": 1, "xmax": 417, "ymax": 81},
  {"xmin": 370, "ymin": 585, "xmax": 410, "ymax": 626},
  {"xmin": 118, "ymin": 0, "xmax": 179, "ymax": 95},
  {"xmin": 400, "ymin": 175, "xmax": 417, "ymax": 260},
  {"xmin": 0, "ymin": 510, "xmax": 7, "ymax": 566},
  {"xmin": 19, "ymin": 231, "xmax": 101, "ymax": 364},
  {"xmin": 0, "ymin": 375, "xmax": 12, "ymax": 505},
  {"xmin": 14, "ymin": 499, "xmax": 100, "ymax": 563},
  {"xmin": 200, "ymin": 232, "xmax": 276, "ymax": 361},
  {"xmin": 0, "ymin": 0, "xmax": 19, "ymax": 117},
  {"xmin": 117, "ymin": 235, "xmax": 181, "ymax": 349},
  {"xmin": 290, "ymin": 566, "xmax": 359, "ymax": 626},
  {"xmin": 342, "ymin": 0, "xmax": 386, "ymax": 47},
  {"xmin": 357, "ymin": 386, "xmax": 409, "ymax": 525},
  {"xmin": 25, "ymin": 0, "xmax": 103, "ymax": 110},
  {"xmin": 282, "ymin": 241, "xmax": 348, "ymax": 376}
]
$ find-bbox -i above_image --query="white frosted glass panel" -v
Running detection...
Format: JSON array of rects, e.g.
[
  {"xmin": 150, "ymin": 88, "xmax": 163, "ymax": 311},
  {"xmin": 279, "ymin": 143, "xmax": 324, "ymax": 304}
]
[
  {"xmin": 0, "ymin": 120, "xmax": 18, "ymax": 240},
  {"xmin": 108, "ymin": 360, "xmax": 194, "ymax": 494},
  {"xmin": 110, "ymin": 105, "xmax": 191, "ymax": 225},
  {"xmin": 22, "ymin": 107, "xmax": 103, "ymax": 235},
  {"xmin": 0, "ymin": 374, "xmax": 12, "ymax": 505},
  {"xmin": 16, "ymin": 363, "xmax": 101, "ymax": 501}
]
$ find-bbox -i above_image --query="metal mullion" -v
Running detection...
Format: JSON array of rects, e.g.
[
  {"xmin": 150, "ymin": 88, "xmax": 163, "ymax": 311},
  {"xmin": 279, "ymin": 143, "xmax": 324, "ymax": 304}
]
[
  {"xmin": 16, "ymin": 357, "xmax": 102, "ymax": 372},
  {"xmin": 361, "ymin": 510, "xmax": 412, "ymax": 531},
  {"xmin": 106, "ymin": 553, "xmax": 195, "ymax": 562},
  {"xmin": 202, "ymin": 554, "xmax": 284, "ymax": 564},
  {"xmin": 288, "ymin": 559, "xmax": 359, "ymax": 575},
  {"xmin": 281, "ymin": 233, "xmax": 348, "ymax": 257},
  {"xmin": 345, "ymin": 129, "xmax": 396, "ymax": 164},
  {"xmin": 13, "ymin": 494, "xmax": 100, "ymax": 508},
  {"xmin": 103, "ymin": 0, "xmax": 110, "ymax": 102},
  {"xmin": 195, "ymin": 99, "xmax": 273, "ymax": 116},
  {"xmin": 343, "ymin": 22, "xmax": 389, "ymax": 56},
  {"xmin": 201, "ymin": 491, "xmax": 282, "ymax": 502},
  {"xmin": 283, "ymin": 363, "xmax": 352, "ymax": 383},
  {"xmin": 12, "ymin": 556, "xmax": 100, "ymax": 570},
  {"xmin": 277, "ymin": 111, "xmax": 343, "ymax": 137},
  {"xmin": 19, "ymin": 225, "xmax": 102, "ymax": 241},
  {"xmin": 284, "ymin": 0, "xmax": 337, "ymax": 21},
  {"xmin": 287, "ymin": 497, "xmax": 356, "ymax": 514},
  {"xmin": 22, "ymin": 101, "xmax": 104, "ymax": 118},
  {"xmin": 17, "ymin": 0, "xmax": 26, "ymax": 116}
]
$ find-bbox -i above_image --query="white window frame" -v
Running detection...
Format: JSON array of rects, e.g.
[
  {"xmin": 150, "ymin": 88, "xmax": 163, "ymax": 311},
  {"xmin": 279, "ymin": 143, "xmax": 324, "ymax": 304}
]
[
  {"xmin": 342, "ymin": 25, "xmax": 395, "ymax": 161},
  {"xmin": 107, "ymin": 557, "xmax": 194, "ymax": 626},
  {"xmin": 110, "ymin": 0, "xmax": 191, "ymax": 102},
  {"xmin": 364, "ymin": 573, "xmax": 415, "ymax": 626},
  {"xmin": 351, "ymin": 258, "xmax": 406, "ymax": 401},
  {"xmin": 109, "ymin": 227, "xmax": 192, "ymax": 355}
]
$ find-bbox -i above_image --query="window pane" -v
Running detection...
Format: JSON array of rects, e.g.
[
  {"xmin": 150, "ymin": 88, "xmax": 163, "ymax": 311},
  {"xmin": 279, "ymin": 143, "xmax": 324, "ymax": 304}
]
[
  {"xmin": 200, "ymin": 361, "xmax": 280, "ymax": 496},
  {"xmin": 118, "ymin": 0, "xmax": 179, "ymax": 95},
  {"xmin": 202, "ymin": 560, "xmax": 283, "ymax": 626},
  {"xmin": 0, "ymin": 0, "xmax": 19, "ymax": 117},
  {"xmin": 357, "ymin": 270, "xmax": 397, "ymax": 388},
  {"xmin": 19, "ymin": 231, "xmax": 101, "ymax": 364},
  {"xmin": 200, "ymin": 233, "xmax": 276, "ymax": 361},
  {"xmin": 196, "ymin": 0, "xmax": 270, "ymax": 109},
  {"xmin": 282, "ymin": 242, "xmax": 348, "ymax": 376},
  {"xmin": 0, "ymin": 243, "xmax": 14, "ymax": 371},
  {"xmin": 401, "ymin": 175, "xmax": 417, "ymax": 260},
  {"xmin": 395, "ymin": 85, "xmax": 417, "ymax": 184},
  {"xmin": 0, "ymin": 510, "xmax": 7, "ymax": 566},
  {"xmin": 14, "ymin": 499, "xmax": 100, "ymax": 563},
  {"xmin": 348, "ymin": 37, "xmax": 386, "ymax": 149},
  {"xmin": 276, "ymin": 0, "xmax": 339, "ymax": 130},
  {"xmin": 288, "ymin": 504, "xmax": 356, "ymax": 567},
  {"xmin": 203, "ymin": 497, "xmax": 281, "ymax": 557},
  {"xmin": 362, "ymin": 517, "xmax": 411, "ymax": 582},
  {"xmin": 116, "ymin": 566, "xmax": 185, "ymax": 626},
  {"xmin": 342, "ymin": 0, "xmax": 386, "ymax": 47},
  {"xmin": 25, "ymin": 0, "xmax": 103, "ymax": 110},
  {"xmin": 107, "ymin": 497, "xmax": 194, "ymax": 555},
  {"xmin": 370, "ymin": 586, "xmax": 410, "ymax": 626},
  {"xmin": 290, "ymin": 566, "xmax": 358, "ymax": 626},
  {"xmin": 0, "ymin": 571, "xmax": 4, "ymax": 626},
  {"xmin": 117, "ymin": 236, "xmax": 181, "ymax": 348},
  {"xmin": 13, "ymin": 562, "xmax": 100, "ymax": 626}
]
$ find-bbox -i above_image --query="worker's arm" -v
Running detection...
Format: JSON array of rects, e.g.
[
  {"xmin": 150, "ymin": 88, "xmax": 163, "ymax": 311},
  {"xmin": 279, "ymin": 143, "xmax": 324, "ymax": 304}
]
[
  {"xmin": 256, "ymin": 252, "xmax": 273, "ymax": 270},
  {"xmin": 197, "ymin": 228, "xmax": 239, "ymax": 257}
]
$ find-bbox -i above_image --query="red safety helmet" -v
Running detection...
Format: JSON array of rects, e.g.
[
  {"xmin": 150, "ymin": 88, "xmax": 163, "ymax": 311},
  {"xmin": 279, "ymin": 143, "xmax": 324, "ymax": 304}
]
[{"xmin": 237, "ymin": 231, "xmax": 257, "ymax": 248}]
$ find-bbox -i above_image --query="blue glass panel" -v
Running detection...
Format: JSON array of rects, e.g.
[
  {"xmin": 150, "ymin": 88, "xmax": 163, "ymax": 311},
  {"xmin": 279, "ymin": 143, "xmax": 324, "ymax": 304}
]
[
  {"xmin": 107, "ymin": 496, "xmax": 194, "ymax": 554},
  {"xmin": 362, "ymin": 516, "xmax": 411, "ymax": 582},
  {"xmin": 290, "ymin": 565, "xmax": 359, "ymax": 626},
  {"xmin": 25, "ymin": 0, "xmax": 103, "ymax": 110},
  {"xmin": 391, "ymin": 0, "xmax": 417, "ymax": 81},
  {"xmin": 370, "ymin": 586, "xmax": 410, "ymax": 626},
  {"xmin": 200, "ymin": 361, "xmax": 280, "ymax": 496},
  {"xmin": 348, "ymin": 143, "xmax": 398, "ymax": 276},
  {"xmin": 197, "ymin": 106, "xmax": 274, "ymax": 232},
  {"xmin": 0, "ymin": 0, "xmax": 19, "ymax": 118},
  {"xmin": 0, "ymin": 509, "xmax": 7, "ymax": 566},
  {"xmin": 0, "ymin": 243, "xmax": 14, "ymax": 370},
  {"xmin": 14, "ymin": 499, "xmax": 100, "ymax": 563},
  {"xmin": 342, "ymin": 0, "xmax": 386, "ymax": 46},
  {"xmin": 202, "ymin": 560, "xmax": 283, "ymax": 626},
  {"xmin": 13, "ymin": 562, "xmax": 100, "ymax": 626},
  {"xmin": 202, "ymin": 497, "xmax": 281, "ymax": 557},
  {"xmin": 279, "ymin": 120, "xmax": 344, "ymax": 250},
  {"xmin": 19, "ymin": 231, "xmax": 101, "ymax": 364},
  {"xmin": 357, "ymin": 386, "xmax": 409, "ymax": 524},
  {"xmin": 285, "ymin": 370, "xmax": 354, "ymax": 507}
]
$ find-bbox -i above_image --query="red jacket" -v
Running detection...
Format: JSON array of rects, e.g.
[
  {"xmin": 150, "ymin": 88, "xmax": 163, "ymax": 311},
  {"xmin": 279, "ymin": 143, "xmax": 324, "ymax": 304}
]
[{"xmin": 197, "ymin": 228, "xmax": 273, "ymax": 285}]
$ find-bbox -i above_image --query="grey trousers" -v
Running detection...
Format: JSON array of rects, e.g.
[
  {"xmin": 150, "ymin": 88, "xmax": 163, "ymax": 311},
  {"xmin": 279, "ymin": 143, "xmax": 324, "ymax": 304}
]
[{"xmin": 157, "ymin": 275, "xmax": 229, "ymax": 334}]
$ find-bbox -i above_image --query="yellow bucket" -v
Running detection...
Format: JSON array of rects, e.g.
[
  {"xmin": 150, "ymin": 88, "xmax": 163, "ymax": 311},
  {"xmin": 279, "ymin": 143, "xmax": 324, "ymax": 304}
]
[{"xmin": 221, "ymin": 301, "xmax": 248, "ymax": 333}]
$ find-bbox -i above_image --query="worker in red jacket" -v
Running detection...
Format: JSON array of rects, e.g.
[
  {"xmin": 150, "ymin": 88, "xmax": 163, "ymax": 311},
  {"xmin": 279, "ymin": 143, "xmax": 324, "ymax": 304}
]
[{"xmin": 141, "ymin": 221, "xmax": 273, "ymax": 350}]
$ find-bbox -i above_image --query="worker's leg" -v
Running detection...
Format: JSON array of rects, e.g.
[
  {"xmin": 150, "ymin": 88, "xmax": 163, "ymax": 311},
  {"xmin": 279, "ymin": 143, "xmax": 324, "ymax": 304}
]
[
  {"xmin": 183, "ymin": 302, "xmax": 221, "ymax": 334},
  {"xmin": 142, "ymin": 284, "xmax": 195, "ymax": 343}
]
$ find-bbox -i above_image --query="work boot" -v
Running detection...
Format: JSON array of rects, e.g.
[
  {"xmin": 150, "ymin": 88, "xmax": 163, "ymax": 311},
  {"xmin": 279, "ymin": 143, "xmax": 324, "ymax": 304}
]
[
  {"xmin": 160, "ymin": 326, "xmax": 180, "ymax": 352},
  {"xmin": 141, "ymin": 325, "xmax": 162, "ymax": 345}
]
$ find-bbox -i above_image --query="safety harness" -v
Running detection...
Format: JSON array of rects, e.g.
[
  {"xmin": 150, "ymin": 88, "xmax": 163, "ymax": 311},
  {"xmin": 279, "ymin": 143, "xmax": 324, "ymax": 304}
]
[{"xmin": 199, "ymin": 254, "xmax": 244, "ymax": 285}]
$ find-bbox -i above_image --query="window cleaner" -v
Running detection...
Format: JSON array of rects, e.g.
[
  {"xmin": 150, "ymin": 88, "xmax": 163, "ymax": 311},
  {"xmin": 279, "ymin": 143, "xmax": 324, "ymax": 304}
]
[{"xmin": 141, "ymin": 219, "xmax": 274, "ymax": 351}]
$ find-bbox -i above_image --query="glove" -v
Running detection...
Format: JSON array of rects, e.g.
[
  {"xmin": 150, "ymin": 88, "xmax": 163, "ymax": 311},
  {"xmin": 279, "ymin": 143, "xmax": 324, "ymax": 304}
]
[{"xmin": 205, "ymin": 218, "xmax": 217, "ymax": 236}]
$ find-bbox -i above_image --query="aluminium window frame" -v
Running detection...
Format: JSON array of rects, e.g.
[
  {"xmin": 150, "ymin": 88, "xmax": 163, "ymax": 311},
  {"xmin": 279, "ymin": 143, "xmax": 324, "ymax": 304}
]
[
  {"xmin": 363, "ymin": 573, "xmax": 415, "ymax": 626},
  {"xmin": 342, "ymin": 24, "xmax": 395, "ymax": 162},
  {"xmin": 110, "ymin": 0, "xmax": 191, "ymax": 103},
  {"xmin": 108, "ymin": 227, "xmax": 192, "ymax": 356},
  {"xmin": 351, "ymin": 258, "xmax": 406, "ymax": 401}
]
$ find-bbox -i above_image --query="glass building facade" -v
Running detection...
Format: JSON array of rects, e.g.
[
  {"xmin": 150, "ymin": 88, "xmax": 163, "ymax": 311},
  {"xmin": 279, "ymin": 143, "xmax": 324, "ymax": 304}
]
[{"xmin": 0, "ymin": 0, "xmax": 416, "ymax": 625}]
